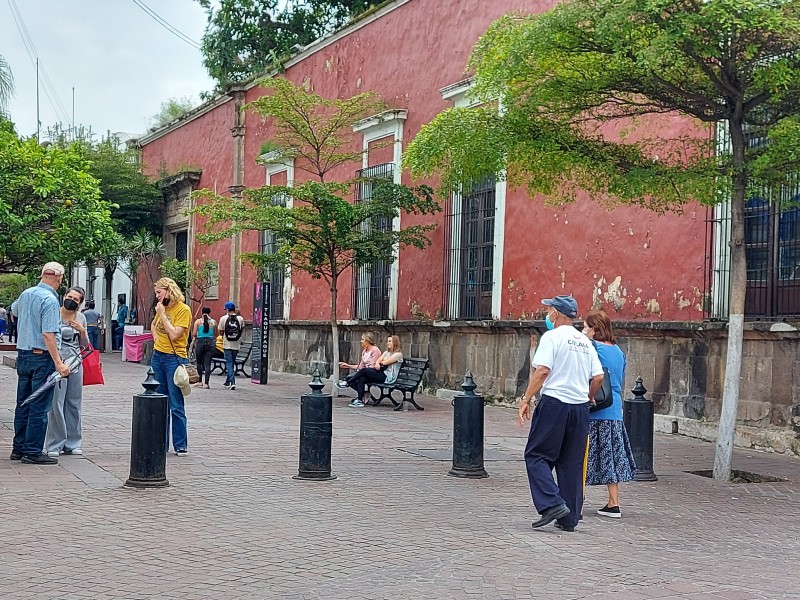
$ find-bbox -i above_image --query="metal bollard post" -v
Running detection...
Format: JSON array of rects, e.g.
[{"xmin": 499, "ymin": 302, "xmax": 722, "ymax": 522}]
[
  {"xmin": 623, "ymin": 377, "xmax": 658, "ymax": 482},
  {"xmin": 448, "ymin": 371, "xmax": 489, "ymax": 479},
  {"xmin": 293, "ymin": 369, "xmax": 337, "ymax": 481},
  {"xmin": 125, "ymin": 368, "xmax": 169, "ymax": 488}
]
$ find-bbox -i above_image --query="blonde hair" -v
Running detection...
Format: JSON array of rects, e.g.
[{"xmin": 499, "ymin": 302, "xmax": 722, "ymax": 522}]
[
  {"xmin": 154, "ymin": 277, "xmax": 185, "ymax": 304},
  {"xmin": 361, "ymin": 332, "xmax": 375, "ymax": 345},
  {"xmin": 388, "ymin": 335, "xmax": 402, "ymax": 352}
]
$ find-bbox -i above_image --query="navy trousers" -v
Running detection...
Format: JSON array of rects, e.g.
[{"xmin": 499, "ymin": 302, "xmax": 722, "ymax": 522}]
[{"xmin": 524, "ymin": 394, "xmax": 589, "ymax": 528}]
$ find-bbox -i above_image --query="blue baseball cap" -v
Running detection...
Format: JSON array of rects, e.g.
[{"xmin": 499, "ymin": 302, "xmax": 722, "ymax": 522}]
[
  {"xmin": 224, "ymin": 301, "xmax": 236, "ymax": 310},
  {"xmin": 541, "ymin": 295, "xmax": 578, "ymax": 318}
]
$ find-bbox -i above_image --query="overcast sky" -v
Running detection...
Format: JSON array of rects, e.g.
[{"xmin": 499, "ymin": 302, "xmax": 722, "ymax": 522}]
[{"xmin": 1, "ymin": 0, "xmax": 215, "ymax": 139}]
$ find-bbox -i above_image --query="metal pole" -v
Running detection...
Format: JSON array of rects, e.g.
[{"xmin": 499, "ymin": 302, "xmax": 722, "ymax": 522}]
[
  {"xmin": 294, "ymin": 369, "xmax": 336, "ymax": 481},
  {"xmin": 449, "ymin": 371, "xmax": 489, "ymax": 479},
  {"xmin": 623, "ymin": 377, "xmax": 658, "ymax": 482},
  {"xmin": 125, "ymin": 368, "xmax": 169, "ymax": 488}
]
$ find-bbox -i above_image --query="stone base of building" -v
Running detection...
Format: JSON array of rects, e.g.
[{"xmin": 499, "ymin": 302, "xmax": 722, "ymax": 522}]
[{"xmin": 267, "ymin": 319, "xmax": 800, "ymax": 455}]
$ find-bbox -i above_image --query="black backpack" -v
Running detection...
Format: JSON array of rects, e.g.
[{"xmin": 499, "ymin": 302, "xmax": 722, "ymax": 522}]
[{"xmin": 224, "ymin": 314, "xmax": 242, "ymax": 341}]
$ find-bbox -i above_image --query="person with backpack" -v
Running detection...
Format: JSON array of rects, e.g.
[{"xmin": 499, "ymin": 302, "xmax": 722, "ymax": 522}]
[{"xmin": 218, "ymin": 302, "xmax": 244, "ymax": 390}]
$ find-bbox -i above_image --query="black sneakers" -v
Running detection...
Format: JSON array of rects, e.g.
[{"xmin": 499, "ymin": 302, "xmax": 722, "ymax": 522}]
[
  {"xmin": 597, "ymin": 504, "xmax": 621, "ymax": 518},
  {"xmin": 554, "ymin": 522, "xmax": 575, "ymax": 532},
  {"xmin": 9, "ymin": 450, "xmax": 22, "ymax": 461},
  {"xmin": 20, "ymin": 453, "xmax": 58, "ymax": 465},
  {"xmin": 531, "ymin": 503, "xmax": 571, "ymax": 528}
]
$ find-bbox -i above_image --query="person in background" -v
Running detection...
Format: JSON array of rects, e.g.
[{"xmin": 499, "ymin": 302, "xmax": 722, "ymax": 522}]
[
  {"xmin": 337, "ymin": 333, "xmax": 382, "ymax": 408},
  {"xmin": 583, "ymin": 309, "xmax": 636, "ymax": 518},
  {"xmin": 191, "ymin": 307, "xmax": 216, "ymax": 389},
  {"xmin": 6, "ymin": 305, "xmax": 16, "ymax": 344},
  {"xmin": 214, "ymin": 334, "xmax": 224, "ymax": 360},
  {"xmin": 218, "ymin": 302, "xmax": 244, "ymax": 390},
  {"xmin": 0, "ymin": 303, "xmax": 7, "ymax": 342},
  {"xmin": 83, "ymin": 300, "xmax": 102, "ymax": 351},
  {"xmin": 517, "ymin": 294, "xmax": 604, "ymax": 532},
  {"xmin": 113, "ymin": 298, "xmax": 128, "ymax": 351},
  {"xmin": 45, "ymin": 286, "xmax": 89, "ymax": 457},
  {"xmin": 150, "ymin": 278, "xmax": 192, "ymax": 456},
  {"xmin": 337, "ymin": 335, "xmax": 403, "ymax": 407},
  {"xmin": 11, "ymin": 262, "xmax": 71, "ymax": 465}
]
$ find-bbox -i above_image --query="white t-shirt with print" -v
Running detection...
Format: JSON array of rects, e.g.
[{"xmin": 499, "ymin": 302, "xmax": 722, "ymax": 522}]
[{"xmin": 533, "ymin": 325, "xmax": 603, "ymax": 405}]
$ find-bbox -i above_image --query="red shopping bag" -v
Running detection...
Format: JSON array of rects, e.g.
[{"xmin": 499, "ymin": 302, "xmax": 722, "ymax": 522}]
[{"xmin": 82, "ymin": 345, "xmax": 105, "ymax": 386}]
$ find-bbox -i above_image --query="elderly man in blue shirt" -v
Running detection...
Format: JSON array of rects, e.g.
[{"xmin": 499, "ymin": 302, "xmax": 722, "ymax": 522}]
[{"xmin": 10, "ymin": 262, "xmax": 71, "ymax": 465}]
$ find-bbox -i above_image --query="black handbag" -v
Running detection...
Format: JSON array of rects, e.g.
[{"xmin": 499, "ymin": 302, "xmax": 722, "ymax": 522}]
[{"xmin": 590, "ymin": 366, "xmax": 613, "ymax": 413}]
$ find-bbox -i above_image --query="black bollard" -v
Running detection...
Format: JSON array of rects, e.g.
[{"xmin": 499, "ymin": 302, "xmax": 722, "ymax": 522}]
[
  {"xmin": 293, "ymin": 369, "xmax": 337, "ymax": 481},
  {"xmin": 125, "ymin": 368, "xmax": 169, "ymax": 488},
  {"xmin": 623, "ymin": 377, "xmax": 658, "ymax": 482},
  {"xmin": 448, "ymin": 371, "xmax": 489, "ymax": 479}
]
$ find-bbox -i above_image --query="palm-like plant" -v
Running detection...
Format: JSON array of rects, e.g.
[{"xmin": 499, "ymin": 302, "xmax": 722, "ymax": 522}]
[{"xmin": 0, "ymin": 55, "xmax": 14, "ymax": 116}]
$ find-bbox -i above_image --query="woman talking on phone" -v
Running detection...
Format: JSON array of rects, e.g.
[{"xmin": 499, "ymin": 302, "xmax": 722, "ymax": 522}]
[{"xmin": 151, "ymin": 277, "xmax": 192, "ymax": 456}]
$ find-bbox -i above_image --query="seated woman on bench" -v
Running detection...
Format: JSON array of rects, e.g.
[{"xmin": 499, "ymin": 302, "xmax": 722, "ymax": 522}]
[{"xmin": 337, "ymin": 335, "xmax": 404, "ymax": 408}]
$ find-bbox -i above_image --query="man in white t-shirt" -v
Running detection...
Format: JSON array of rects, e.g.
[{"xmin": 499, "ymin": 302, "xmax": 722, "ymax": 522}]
[{"xmin": 518, "ymin": 294, "xmax": 604, "ymax": 532}]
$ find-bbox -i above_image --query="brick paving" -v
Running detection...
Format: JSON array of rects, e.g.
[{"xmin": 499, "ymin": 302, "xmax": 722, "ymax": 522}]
[{"xmin": 1, "ymin": 354, "xmax": 799, "ymax": 599}]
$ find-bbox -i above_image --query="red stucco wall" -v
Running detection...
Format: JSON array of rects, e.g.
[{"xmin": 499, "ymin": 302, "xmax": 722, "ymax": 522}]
[{"xmin": 139, "ymin": 0, "xmax": 708, "ymax": 323}]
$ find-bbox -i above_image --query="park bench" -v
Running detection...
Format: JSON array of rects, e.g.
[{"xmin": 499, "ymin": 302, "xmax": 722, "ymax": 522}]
[
  {"xmin": 210, "ymin": 341, "xmax": 252, "ymax": 378},
  {"xmin": 368, "ymin": 357, "xmax": 429, "ymax": 412}
]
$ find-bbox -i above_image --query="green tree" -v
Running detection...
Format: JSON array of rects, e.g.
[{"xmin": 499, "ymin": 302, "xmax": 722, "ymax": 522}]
[
  {"xmin": 196, "ymin": 0, "xmax": 376, "ymax": 87},
  {"xmin": 404, "ymin": 0, "xmax": 800, "ymax": 481},
  {"xmin": 195, "ymin": 78, "xmax": 439, "ymax": 387},
  {"xmin": 150, "ymin": 96, "xmax": 197, "ymax": 128},
  {"xmin": 0, "ymin": 273, "xmax": 27, "ymax": 306},
  {"xmin": 0, "ymin": 118, "xmax": 118, "ymax": 275},
  {"xmin": 0, "ymin": 55, "xmax": 13, "ymax": 115},
  {"xmin": 160, "ymin": 257, "xmax": 219, "ymax": 317}
]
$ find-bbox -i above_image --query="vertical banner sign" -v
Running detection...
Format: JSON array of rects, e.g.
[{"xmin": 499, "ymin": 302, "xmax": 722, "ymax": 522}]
[{"xmin": 251, "ymin": 281, "xmax": 271, "ymax": 384}]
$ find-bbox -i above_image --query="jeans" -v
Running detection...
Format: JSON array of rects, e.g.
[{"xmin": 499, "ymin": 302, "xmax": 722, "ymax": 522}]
[
  {"xmin": 224, "ymin": 349, "xmax": 238, "ymax": 385},
  {"xmin": 13, "ymin": 350, "xmax": 56, "ymax": 456},
  {"xmin": 150, "ymin": 350, "xmax": 188, "ymax": 452},
  {"xmin": 346, "ymin": 368, "xmax": 386, "ymax": 401},
  {"xmin": 87, "ymin": 326, "xmax": 101, "ymax": 351},
  {"xmin": 114, "ymin": 325, "xmax": 124, "ymax": 352}
]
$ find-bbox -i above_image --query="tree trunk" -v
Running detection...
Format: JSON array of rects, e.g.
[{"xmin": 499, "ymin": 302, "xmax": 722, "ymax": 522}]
[
  {"xmin": 714, "ymin": 116, "xmax": 747, "ymax": 482},
  {"xmin": 330, "ymin": 280, "xmax": 341, "ymax": 396},
  {"xmin": 103, "ymin": 265, "xmax": 115, "ymax": 353}
]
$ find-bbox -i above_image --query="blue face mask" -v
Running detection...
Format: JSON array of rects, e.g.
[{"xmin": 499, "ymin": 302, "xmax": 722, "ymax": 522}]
[{"xmin": 545, "ymin": 311, "xmax": 555, "ymax": 330}]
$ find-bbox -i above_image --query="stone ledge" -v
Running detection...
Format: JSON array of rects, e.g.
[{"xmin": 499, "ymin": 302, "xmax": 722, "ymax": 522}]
[{"xmin": 654, "ymin": 414, "xmax": 800, "ymax": 457}]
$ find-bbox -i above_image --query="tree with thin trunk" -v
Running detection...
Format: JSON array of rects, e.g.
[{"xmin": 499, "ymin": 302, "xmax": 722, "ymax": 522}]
[
  {"xmin": 404, "ymin": 0, "xmax": 800, "ymax": 481},
  {"xmin": 195, "ymin": 78, "xmax": 439, "ymax": 389}
]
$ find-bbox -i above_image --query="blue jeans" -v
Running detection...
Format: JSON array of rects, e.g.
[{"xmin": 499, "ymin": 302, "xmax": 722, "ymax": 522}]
[
  {"xmin": 114, "ymin": 325, "xmax": 124, "ymax": 351},
  {"xmin": 224, "ymin": 349, "xmax": 238, "ymax": 385},
  {"xmin": 150, "ymin": 350, "xmax": 188, "ymax": 452},
  {"xmin": 14, "ymin": 350, "xmax": 56, "ymax": 456},
  {"xmin": 87, "ymin": 327, "xmax": 101, "ymax": 351}
]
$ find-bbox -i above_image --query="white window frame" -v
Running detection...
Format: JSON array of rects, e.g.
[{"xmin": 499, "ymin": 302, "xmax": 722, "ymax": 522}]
[
  {"xmin": 439, "ymin": 80, "xmax": 506, "ymax": 319},
  {"xmin": 262, "ymin": 151, "xmax": 295, "ymax": 320},
  {"xmin": 352, "ymin": 109, "xmax": 407, "ymax": 320}
]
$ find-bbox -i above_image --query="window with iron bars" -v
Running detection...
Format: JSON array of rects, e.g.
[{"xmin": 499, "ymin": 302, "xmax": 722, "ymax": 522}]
[
  {"xmin": 258, "ymin": 195, "xmax": 287, "ymax": 320},
  {"xmin": 351, "ymin": 163, "xmax": 394, "ymax": 320},
  {"xmin": 704, "ymin": 125, "xmax": 800, "ymax": 320},
  {"xmin": 442, "ymin": 177, "xmax": 496, "ymax": 320}
]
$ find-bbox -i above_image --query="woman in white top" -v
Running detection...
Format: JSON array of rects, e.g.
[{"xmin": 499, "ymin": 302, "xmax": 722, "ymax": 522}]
[{"xmin": 337, "ymin": 335, "xmax": 404, "ymax": 407}]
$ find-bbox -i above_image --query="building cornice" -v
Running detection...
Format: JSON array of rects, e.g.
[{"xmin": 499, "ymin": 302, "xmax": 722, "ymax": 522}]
[{"xmin": 139, "ymin": 95, "xmax": 232, "ymax": 146}]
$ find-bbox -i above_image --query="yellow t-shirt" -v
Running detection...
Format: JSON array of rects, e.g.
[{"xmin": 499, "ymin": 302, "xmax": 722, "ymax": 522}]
[{"xmin": 151, "ymin": 302, "xmax": 192, "ymax": 358}]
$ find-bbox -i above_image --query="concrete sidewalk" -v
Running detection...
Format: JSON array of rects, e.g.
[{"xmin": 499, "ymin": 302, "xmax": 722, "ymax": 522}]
[{"xmin": 1, "ymin": 354, "xmax": 798, "ymax": 599}]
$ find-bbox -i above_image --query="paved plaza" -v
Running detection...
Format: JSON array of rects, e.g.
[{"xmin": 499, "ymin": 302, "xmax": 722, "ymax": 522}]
[{"xmin": 1, "ymin": 354, "xmax": 798, "ymax": 600}]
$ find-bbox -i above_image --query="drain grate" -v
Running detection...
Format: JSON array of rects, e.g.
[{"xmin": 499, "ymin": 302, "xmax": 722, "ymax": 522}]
[
  {"xmin": 397, "ymin": 448, "xmax": 522, "ymax": 461},
  {"xmin": 687, "ymin": 469, "xmax": 789, "ymax": 483}
]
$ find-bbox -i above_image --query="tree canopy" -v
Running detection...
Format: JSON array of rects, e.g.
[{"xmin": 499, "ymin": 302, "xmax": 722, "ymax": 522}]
[
  {"xmin": 196, "ymin": 0, "xmax": 377, "ymax": 87},
  {"xmin": 404, "ymin": 0, "xmax": 800, "ymax": 480},
  {"xmin": 0, "ymin": 118, "xmax": 118, "ymax": 274},
  {"xmin": 150, "ymin": 96, "xmax": 197, "ymax": 129}
]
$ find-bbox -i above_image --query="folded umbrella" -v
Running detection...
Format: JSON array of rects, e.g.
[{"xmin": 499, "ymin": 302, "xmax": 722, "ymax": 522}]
[{"xmin": 20, "ymin": 347, "xmax": 92, "ymax": 407}]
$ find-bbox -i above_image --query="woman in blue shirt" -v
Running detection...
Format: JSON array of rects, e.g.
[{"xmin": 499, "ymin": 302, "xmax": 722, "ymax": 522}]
[{"xmin": 583, "ymin": 309, "xmax": 636, "ymax": 518}]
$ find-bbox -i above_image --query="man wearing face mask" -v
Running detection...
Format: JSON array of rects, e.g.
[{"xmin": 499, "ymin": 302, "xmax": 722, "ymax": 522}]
[
  {"xmin": 517, "ymin": 295, "xmax": 604, "ymax": 532},
  {"xmin": 10, "ymin": 262, "xmax": 72, "ymax": 465}
]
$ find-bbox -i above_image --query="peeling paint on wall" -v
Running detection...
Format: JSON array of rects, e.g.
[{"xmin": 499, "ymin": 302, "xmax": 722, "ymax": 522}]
[
  {"xmin": 593, "ymin": 275, "xmax": 627, "ymax": 311},
  {"xmin": 646, "ymin": 298, "xmax": 661, "ymax": 314}
]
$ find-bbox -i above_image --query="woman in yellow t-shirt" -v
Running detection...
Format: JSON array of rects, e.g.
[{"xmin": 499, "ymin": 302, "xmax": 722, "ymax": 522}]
[{"xmin": 151, "ymin": 277, "xmax": 192, "ymax": 456}]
